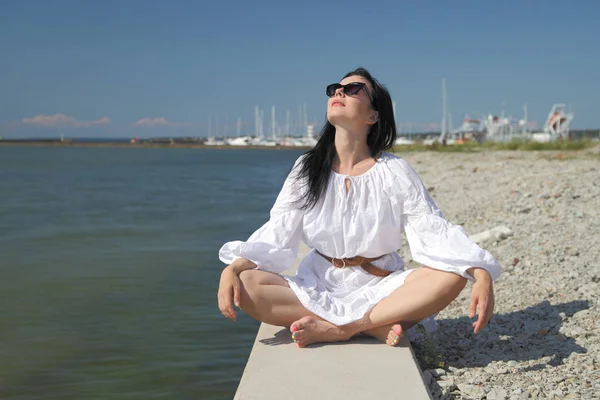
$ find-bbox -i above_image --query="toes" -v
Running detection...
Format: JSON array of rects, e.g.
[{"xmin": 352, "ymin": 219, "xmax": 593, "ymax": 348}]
[
  {"xmin": 291, "ymin": 318, "xmax": 313, "ymax": 348},
  {"xmin": 291, "ymin": 329, "xmax": 305, "ymax": 344},
  {"xmin": 290, "ymin": 317, "xmax": 311, "ymax": 333},
  {"xmin": 388, "ymin": 324, "xmax": 403, "ymax": 346},
  {"xmin": 392, "ymin": 324, "xmax": 403, "ymax": 336},
  {"xmin": 290, "ymin": 321, "xmax": 302, "ymax": 343},
  {"xmin": 293, "ymin": 335, "xmax": 307, "ymax": 348},
  {"xmin": 290, "ymin": 322, "xmax": 300, "ymax": 333},
  {"xmin": 291, "ymin": 317, "xmax": 313, "ymax": 344}
]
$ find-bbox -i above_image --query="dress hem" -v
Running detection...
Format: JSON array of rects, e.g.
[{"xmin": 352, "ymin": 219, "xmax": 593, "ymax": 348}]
[{"xmin": 284, "ymin": 267, "xmax": 417, "ymax": 326}]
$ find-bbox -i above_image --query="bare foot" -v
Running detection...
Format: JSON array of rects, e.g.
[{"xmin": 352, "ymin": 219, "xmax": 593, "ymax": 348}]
[
  {"xmin": 364, "ymin": 324, "xmax": 403, "ymax": 346},
  {"xmin": 290, "ymin": 316, "xmax": 349, "ymax": 348}
]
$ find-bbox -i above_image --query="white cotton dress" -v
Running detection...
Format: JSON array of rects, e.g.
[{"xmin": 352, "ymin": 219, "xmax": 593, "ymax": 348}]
[{"xmin": 219, "ymin": 151, "xmax": 501, "ymax": 335}]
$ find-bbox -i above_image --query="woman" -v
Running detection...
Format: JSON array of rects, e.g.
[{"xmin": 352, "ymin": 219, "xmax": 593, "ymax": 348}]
[{"xmin": 218, "ymin": 67, "xmax": 501, "ymax": 348}]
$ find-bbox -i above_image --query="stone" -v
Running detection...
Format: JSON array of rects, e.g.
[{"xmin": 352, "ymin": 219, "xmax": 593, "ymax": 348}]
[
  {"xmin": 565, "ymin": 247, "xmax": 580, "ymax": 256},
  {"xmin": 469, "ymin": 225, "xmax": 513, "ymax": 243},
  {"xmin": 487, "ymin": 388, "xmax": 509, "ymax": 399},
  {"xmin": 434, "ymin": 368, "xmax": 447, "ymax": 378},
  {"xmin": 457, "ymin": 383, "xmax": 486, "ymax": 399},
  {"xmin": 569, "ymin": 326, "xmax": 586, "ymax": 337},
  {"xmin": 422, "ymin": 370, "xmax": 433, "ymax": 385},
  {"xmin": 437, "ymin": 378, "xmax": 456, "ymax": 392},
  {"xmin": 510, "ymin": 394, "xmax": 529, "ymax": 400},
  {"xmin": 447, "ymin": 366, "xmax": 460, "ymax": 374}
]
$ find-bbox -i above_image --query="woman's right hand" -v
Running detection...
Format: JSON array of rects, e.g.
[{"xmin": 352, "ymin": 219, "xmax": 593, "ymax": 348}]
[
  {"xmin": 218, "ymin": 265, "xmax": 242, "ymax": 321},
  {"xmin": 218, "ymin": 259, "xmax": 256, "ymax": 321}
]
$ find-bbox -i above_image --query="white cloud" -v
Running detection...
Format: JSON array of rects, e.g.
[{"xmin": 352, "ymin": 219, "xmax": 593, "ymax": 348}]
[
  {"xmin": 133, "ymin": 117, "xmax": 173, "ymax": 127},
  {"xmin": 21, "ymin": 113, "xmax": 111, "ymax": 128},
  {"xmin": 92, "ymin": 116, "xmax": 111, "ymax": 126},
  {"xmin": 132, "ymin": 117, "xmax": 197, "ymax": 129}
]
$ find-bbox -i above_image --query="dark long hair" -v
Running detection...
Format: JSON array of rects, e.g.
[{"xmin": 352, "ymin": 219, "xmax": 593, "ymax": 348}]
[{"xmin": 293, "ymin": 67, "xmax": 397, "ymax": 210}]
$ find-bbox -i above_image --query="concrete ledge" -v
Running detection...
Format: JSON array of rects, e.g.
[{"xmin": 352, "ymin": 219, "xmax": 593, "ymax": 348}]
[{"xmin": 234, "ymin": 243, "xmax": 432, "ymax": 400}]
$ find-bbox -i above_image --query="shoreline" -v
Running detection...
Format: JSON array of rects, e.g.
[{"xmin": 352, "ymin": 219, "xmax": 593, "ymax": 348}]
[
  {"xmin": 2, "ymin": 140, "xmax": 598, "ymax": 154},
  {"xmin": 0, "ymin": 140, "xmax": 312, "ymax": 150}
]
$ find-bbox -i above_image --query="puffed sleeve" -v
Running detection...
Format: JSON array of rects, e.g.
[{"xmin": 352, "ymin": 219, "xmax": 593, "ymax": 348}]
[
  {"xmin": 218, "ymin": 156, "xmax": 305, "ymax": 274},
  {"xmin": 389, "ymin": 156, "xmax": 501, "ymax": 282}
]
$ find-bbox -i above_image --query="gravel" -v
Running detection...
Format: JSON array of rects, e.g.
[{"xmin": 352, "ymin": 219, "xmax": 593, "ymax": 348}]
[{"xmin": 395, "ymin": 148, "xmax": 600, "ymax": 399}]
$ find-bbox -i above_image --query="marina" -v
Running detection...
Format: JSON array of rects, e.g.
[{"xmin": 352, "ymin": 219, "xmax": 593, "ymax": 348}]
[
  {"xmin": 2, "ymin": 98, "xmax": 594, "ymax": 150},
  {"xmin": 423, "ymin": 79, "xmax": 578, "ymax": 146}
]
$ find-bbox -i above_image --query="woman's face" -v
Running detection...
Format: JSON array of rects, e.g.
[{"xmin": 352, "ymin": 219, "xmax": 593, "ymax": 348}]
[{"xmin": 326, "ymin": 75, "xmax": 378, "ymax": 128}]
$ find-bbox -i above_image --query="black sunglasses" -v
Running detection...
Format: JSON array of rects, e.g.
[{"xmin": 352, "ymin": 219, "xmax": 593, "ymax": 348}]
[{"xmin": 326, "ymin": 82, "xmax": 368, "ymax": 98}]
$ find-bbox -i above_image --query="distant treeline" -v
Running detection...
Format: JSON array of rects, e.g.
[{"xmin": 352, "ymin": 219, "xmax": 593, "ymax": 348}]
[
  {"xmin": 397, "ymin": 130, "xmax": 600, "ymax": 139},
  {"xmin": 569, "ymin": 129, "xmax": 600, "ymax": 139}
]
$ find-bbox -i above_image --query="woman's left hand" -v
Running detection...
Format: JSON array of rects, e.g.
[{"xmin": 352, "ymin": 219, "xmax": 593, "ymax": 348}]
[{"xmin": 468, "ymin": 269, "xmax": 495, "ymax": 334}]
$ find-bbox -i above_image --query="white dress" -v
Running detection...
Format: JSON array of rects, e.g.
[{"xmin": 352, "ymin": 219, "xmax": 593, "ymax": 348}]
[{"xmin": 219, "ymin": 152, "xmax": 501, "ymax": 333}]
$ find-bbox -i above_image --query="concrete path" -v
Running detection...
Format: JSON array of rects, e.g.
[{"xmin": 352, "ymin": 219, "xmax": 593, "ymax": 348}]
[{"xmin": 234, "ymin": 243, "xmax": 432, "ymax": 400}]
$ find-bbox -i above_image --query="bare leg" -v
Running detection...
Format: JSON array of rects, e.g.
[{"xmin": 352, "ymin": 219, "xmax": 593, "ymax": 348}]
[
  {"xmin": 351, "ymin": 267, "xmax": 467, "ymax": 334},
  {"xmin": 238, "ymin": 269, "xmax": 357, "ymax": 347},
  {"xmin": 291, "ymin": 267, "xmax": 467, "ymax": 347},
  {"xmin": 237, "ymin": 269, "xmax": 322, "ymax": 327}
]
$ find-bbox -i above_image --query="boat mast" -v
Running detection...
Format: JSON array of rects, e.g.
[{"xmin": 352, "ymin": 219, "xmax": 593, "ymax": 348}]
[{"xmin": 440, "ymin": 78, "xmax": 447, "ymax": 143}]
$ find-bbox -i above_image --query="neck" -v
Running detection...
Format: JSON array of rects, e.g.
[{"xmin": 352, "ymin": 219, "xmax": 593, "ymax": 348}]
[{"xmin": 333, "ymin": 126, "xmax": 372, "ymax": 172}]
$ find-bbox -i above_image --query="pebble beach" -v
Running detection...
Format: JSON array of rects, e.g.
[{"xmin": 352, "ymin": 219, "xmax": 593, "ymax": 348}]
[{"xmin": 395, "ymin": 146, "xmax": 600, "ymax": 399}]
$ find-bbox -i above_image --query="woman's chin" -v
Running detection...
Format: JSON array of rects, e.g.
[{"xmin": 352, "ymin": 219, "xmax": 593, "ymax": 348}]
[{"xmin": 327, "ymin": 112, "xmax": 353, "ymax": 126}]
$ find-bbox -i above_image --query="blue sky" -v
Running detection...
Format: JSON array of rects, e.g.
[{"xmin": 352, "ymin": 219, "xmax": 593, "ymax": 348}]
[{"xmin": 1, "ymin": 0, "xmax": 598, "ymax": 138}]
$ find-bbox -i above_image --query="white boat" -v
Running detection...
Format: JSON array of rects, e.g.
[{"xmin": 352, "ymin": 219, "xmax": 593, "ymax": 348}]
[
  {"xmin": 278, "ymin": 137, "xmax": 314, "ymax": 147},
  {"xmin": 226, "ymin": 136, "xmax": 251, "ymax": 146},
  {"xmin": 531, "ymin": 133, "xmax": 553, "ymax": 143},
  {"xmin": 248, "ymin": 137, "xmax": 277, "ymax": 146},
  {"xmin": 394, "ymin": 137, "xmax": 415, "ymax": 145},
  {"xmin": 423, "ymin": 136, "xmax": 439, "ymax": 146},
  {"xmin": 204, "ymin": 137, "xmax": 225, "ymax": 146}
]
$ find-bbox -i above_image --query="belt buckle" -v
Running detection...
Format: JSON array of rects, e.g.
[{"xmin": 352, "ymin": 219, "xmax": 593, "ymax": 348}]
[{"xmin": 332, "ymin": 257, "xmax": 346, "ymax": 268}]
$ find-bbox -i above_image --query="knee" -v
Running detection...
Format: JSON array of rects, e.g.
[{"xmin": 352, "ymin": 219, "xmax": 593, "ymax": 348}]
[
  {"xmin": 239, "ymin": 269, "xmax": 258, "ymax": 287},
  {"xmin": 430, "ymin": 269, "xmax": 467, "ymax": 294},
  {"xmin": 239, "ymin": 270, "xmax": 262, "ymax": 296},
  {"xmin": 238, "ymin": 270, "xmax": 266, "ymax": 306}
]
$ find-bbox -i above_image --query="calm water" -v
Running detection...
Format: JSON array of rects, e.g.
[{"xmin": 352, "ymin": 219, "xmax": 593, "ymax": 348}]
[{"xmin": 0, "ymin": 146, "xmax": 305, "ymax": 400}]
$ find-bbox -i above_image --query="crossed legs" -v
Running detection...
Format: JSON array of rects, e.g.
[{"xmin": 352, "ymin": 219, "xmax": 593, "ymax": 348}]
[
  {"xmin": 236, "ymin": 268, "xmax": 320, "ymax": 326},
  {"xmin": 237, "ymin": 266, "xmax": 467, "ymax": 347}
]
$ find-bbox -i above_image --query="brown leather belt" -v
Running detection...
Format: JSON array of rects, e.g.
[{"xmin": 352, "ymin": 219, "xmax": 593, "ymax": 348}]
[{"xmin": 315, "ymin": 250, "xmax": 392, "ymax": 277}]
